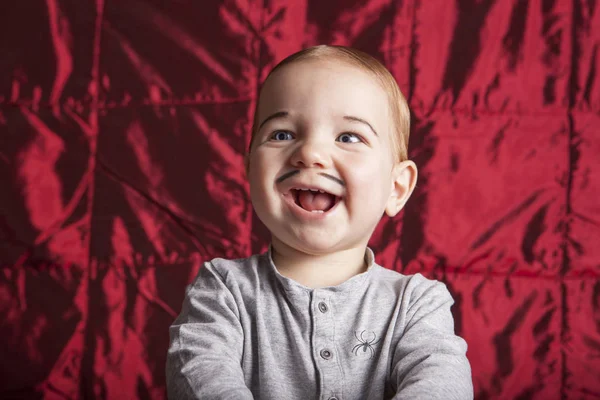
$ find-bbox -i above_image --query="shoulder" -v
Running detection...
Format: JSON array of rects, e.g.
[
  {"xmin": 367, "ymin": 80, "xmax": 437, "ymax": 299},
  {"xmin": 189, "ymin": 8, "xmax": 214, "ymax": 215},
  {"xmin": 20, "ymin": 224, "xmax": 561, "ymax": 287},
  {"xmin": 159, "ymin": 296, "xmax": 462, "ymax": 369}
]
[
  {"xmin": 207, "ymin": 253, "xmax": 262, "ymax": 276},
  {"xmin": 186, "ymin": 252, "xmax": 271, "ymax": 299},
  {"xmin": 369, "ymin": 268, "xmax": 459, "ymax": 339},
  {"xmin": 194, "ymin": 252, "xmax": 265, "ymax": 286},
  {"xmin": 369, "ymin": 266, "xmax": 453, "ymax": 305}
]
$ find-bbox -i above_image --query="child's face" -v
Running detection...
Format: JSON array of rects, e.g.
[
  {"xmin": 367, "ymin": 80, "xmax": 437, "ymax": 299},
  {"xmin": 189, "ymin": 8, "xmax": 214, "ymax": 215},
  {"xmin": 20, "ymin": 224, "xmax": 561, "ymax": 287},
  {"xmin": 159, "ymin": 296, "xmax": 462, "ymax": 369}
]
[{"xmin": 247, "ymin": 59, "xmax": 401, "ymax": 255}]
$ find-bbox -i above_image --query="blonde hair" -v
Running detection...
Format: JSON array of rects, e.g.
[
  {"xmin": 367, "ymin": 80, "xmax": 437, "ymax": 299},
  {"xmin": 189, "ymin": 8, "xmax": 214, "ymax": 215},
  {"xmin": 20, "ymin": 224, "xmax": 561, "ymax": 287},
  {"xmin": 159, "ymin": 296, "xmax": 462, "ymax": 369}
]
[{"xmin": 248, "ymin": 45, "xmax": 410, "ymax": 162}]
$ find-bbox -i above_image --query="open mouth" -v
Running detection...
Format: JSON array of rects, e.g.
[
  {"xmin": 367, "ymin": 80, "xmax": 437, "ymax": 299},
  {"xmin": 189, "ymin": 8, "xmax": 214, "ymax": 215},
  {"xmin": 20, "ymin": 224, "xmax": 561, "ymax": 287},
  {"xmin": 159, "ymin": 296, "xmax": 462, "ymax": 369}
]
[{"xmin": 290, "ymin": 188, "xmax": 341, "ymax": 213}]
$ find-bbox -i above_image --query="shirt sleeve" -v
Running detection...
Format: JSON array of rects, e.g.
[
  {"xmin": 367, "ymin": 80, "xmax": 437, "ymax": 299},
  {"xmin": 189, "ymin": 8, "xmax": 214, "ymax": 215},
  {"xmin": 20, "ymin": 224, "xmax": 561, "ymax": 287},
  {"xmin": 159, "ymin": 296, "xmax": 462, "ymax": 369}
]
[
  {"xmin": 166, "ymin": 261, "xmax": 254, "ymax": 400},
  {"xmin": 390, "ymin": 275, "xmax": 473, "ymax": 399}
]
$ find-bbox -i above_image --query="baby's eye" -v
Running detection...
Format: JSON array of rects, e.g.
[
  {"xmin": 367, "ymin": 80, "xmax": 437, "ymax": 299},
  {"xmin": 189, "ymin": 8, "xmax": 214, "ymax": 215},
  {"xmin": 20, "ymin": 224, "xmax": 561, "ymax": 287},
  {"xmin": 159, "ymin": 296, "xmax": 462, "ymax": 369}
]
[
  {"xmin": 270, "ymin": 131, "xmax": 294, "ymax": 141},
  {"xmin": 337, "ymin": 133, "xmax": 362, "ymax": 143}
]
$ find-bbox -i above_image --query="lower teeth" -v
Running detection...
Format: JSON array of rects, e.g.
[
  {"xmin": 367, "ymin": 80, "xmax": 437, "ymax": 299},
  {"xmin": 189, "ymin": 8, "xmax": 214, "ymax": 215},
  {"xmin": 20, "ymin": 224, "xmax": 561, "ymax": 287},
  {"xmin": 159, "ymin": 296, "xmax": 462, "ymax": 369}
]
[{"xmin": 311, "ymin": 210, "xmax": 324, "ymax": 213}]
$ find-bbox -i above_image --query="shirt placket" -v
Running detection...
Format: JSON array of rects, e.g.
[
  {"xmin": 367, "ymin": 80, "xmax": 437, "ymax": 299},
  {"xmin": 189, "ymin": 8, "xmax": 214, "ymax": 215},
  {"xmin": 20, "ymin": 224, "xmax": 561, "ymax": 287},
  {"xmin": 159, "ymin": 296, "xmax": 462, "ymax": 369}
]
[{"xmin": 312, "ymin": 290, "xmax": 343, "ymax": 400}]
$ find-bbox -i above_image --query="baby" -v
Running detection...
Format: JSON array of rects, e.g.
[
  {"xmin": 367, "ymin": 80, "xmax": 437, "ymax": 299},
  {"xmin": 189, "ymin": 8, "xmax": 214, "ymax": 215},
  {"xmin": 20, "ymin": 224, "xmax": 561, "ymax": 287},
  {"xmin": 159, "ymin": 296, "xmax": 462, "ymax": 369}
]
[{"xmin": 166, "ymin": 45, "xmax": 473, "ymax": 399}]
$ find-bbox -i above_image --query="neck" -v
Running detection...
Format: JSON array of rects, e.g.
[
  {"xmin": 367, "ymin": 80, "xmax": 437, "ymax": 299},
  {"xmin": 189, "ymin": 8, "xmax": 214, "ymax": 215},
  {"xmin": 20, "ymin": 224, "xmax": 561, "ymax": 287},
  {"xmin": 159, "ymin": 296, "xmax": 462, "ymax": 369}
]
[{"xmin": 270, "ymin": 238, "xmax": 368, "ymax": 288}]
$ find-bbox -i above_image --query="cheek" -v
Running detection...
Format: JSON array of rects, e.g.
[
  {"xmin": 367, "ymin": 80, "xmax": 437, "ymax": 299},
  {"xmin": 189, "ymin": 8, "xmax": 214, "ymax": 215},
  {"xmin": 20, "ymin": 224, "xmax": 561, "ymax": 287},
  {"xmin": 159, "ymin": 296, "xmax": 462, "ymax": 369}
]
[
  {"xmin": 248, "ymin": 160, "xmax": 268, "ymax": 204},
  {"xmin": 351, "ymin": 157, "xmax": 390, "ymax": 185},
  {"xmin": 347, "ymin": 161, "xmax": 393, "ymax": 205},
  {"xmin": 248, "ymin": 154, "xmax": 271, "ymax": 185},
  {"xmin": 248, "ymin": 152, "xmax": 281, "ymax": 205}
]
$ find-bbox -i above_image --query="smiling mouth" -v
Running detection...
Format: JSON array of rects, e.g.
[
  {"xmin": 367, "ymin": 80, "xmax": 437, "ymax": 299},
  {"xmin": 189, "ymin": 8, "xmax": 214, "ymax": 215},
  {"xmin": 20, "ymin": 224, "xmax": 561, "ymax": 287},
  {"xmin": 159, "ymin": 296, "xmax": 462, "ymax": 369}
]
[{"xmin": 290, "ymin": 188, "xmax": 341, "ymax": 213}]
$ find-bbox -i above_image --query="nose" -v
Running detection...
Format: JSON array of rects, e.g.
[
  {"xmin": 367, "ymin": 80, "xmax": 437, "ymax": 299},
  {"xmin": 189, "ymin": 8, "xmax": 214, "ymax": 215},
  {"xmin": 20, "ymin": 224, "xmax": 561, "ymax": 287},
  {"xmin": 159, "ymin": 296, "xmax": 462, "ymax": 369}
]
[{"xmin": 290, "ymin": 138, "xmax": 332, "ymax": 169}]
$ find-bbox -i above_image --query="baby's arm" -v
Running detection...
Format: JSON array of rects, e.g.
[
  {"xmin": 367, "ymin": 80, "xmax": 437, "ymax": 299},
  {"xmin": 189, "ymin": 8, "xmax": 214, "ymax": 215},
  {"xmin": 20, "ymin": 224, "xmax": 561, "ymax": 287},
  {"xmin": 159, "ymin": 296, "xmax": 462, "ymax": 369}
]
[
  {"xmin": 391, "ymin": 276, "xmax": 473, "ymax": 399},
  {"xmin": 166, "ymin": 262, "xmax": 253, "ymax": 399}
]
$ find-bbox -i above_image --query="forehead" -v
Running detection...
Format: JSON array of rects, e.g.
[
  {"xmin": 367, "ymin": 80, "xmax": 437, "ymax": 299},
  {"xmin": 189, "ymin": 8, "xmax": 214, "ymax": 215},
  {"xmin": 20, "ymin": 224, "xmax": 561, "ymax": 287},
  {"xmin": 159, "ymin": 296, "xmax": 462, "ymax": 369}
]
[{"xmin": 257, "ymin": 60, "xmax": 390, "ymax": 129}]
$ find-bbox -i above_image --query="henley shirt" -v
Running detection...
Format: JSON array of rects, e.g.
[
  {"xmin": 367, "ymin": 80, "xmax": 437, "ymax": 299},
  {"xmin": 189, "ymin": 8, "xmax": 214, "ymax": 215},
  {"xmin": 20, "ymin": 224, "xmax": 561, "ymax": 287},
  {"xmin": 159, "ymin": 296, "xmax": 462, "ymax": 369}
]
[{"xmin": 166, "ymin": 247, "xmax": 473, "ymax": 399}]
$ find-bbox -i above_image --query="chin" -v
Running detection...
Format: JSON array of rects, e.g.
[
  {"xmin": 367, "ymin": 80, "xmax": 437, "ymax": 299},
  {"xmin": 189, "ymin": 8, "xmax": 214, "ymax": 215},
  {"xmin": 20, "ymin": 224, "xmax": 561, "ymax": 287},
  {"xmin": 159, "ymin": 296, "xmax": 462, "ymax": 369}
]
[
  {"xmin": 295, "ymin": 242, "xmax": 339, "ymax": 255},
  {"xmin": 278, "ymin": 231, "xmax": 347, "ymax": 255}
]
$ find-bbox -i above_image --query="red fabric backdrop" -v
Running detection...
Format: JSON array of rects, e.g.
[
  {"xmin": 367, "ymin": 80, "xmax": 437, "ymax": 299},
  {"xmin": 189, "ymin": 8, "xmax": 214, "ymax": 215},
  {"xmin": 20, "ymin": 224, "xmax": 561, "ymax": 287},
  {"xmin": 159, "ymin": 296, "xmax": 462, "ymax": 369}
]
[{"xmin": 1, "ymin": 0, "xmax": 599, "ymax": 399}]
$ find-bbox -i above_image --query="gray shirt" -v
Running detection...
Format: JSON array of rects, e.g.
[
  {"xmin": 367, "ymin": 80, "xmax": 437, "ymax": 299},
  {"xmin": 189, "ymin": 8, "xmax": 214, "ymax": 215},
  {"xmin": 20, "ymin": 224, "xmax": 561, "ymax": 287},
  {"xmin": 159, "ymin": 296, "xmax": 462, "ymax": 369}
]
[{"xmin": 166, "ymin": 248, "xmax": 473, "ymax": 399}]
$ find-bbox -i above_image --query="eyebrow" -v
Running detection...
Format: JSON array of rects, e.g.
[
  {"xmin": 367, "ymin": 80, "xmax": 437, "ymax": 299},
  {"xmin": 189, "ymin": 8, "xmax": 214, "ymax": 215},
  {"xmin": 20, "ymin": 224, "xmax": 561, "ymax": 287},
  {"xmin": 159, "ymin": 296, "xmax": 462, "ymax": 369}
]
[
  {"xmin": 258, "ymin": 111, "xmax": 378, "ymax": 137},
  {"xmin": 258, "ymin": 111, "xmax": 289, "ymax": 130},
  {"xmin": 343, "ymin": 115, "xmax": 378, "ymax": 136}
]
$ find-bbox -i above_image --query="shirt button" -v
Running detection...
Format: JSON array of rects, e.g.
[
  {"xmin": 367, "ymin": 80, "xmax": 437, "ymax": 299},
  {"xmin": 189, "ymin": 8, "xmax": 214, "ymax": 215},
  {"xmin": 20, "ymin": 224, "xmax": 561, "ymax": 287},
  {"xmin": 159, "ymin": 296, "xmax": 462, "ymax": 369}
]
[
  {"xmin": 320, "ymin": 349, "xmax": 333, "ymax": 360},
  {"xmin": 318, "ymin": 302, "xmax": 328, "ymax": 313}
]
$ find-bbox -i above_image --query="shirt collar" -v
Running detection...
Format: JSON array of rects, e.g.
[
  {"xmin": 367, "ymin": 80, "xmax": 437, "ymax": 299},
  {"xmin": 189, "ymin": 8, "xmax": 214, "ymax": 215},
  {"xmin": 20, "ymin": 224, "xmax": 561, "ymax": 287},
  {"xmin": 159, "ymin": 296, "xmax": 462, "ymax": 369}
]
[{"xmin": 261, "ymin": 245, "xmax": 376, "ymax": 295}]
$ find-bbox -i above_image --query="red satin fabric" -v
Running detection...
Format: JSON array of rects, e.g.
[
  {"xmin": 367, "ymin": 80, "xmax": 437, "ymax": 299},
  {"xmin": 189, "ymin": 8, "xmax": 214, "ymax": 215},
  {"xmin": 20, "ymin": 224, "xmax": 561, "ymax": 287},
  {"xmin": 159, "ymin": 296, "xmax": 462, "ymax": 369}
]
[{"xmin": 0, "ymin": 1, "xmax": 599, "ymax": 399}]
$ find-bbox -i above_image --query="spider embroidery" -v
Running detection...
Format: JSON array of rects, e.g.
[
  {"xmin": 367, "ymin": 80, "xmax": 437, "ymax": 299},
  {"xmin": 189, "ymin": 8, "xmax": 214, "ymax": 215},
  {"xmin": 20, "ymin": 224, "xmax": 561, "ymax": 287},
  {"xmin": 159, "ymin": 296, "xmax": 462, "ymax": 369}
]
[{"xmin": 352, "ymin": 330, "xmax": 380, "ymax": 359}]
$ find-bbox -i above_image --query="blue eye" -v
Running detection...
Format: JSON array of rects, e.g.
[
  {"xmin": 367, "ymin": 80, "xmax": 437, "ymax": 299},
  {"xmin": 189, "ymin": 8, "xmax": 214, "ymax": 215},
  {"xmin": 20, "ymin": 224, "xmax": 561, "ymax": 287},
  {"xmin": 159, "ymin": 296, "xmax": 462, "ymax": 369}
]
[
  {"xmin": 337, "ymin": 133, "xmax": 361, "ymax": 143},
  {"xmin": 270, "ymin": 131, "xmax": 294, "ymax": 141}
]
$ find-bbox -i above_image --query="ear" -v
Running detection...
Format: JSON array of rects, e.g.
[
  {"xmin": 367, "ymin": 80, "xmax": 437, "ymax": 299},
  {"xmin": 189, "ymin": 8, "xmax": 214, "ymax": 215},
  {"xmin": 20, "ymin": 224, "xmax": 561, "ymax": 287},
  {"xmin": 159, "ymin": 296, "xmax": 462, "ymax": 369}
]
[{"xmin": 385, "ymin": 160, "xmax": 418, "ymax": 217}]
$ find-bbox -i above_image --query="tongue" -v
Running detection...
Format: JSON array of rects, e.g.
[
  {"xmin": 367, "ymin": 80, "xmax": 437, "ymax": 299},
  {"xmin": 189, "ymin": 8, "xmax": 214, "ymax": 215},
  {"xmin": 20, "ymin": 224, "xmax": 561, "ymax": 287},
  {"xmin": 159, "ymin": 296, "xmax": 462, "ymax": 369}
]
[{"xmin": 298, "ymin": 191, "xmax": 335, "ymax": 212}]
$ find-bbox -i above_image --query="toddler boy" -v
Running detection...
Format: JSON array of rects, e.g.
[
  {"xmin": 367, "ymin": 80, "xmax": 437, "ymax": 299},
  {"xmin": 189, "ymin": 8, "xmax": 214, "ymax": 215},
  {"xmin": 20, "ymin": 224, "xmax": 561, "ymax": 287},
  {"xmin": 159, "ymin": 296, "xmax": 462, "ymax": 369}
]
[{"xmin": 166, "ymin": 45, "xmax": 473, "ymax": 399}]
